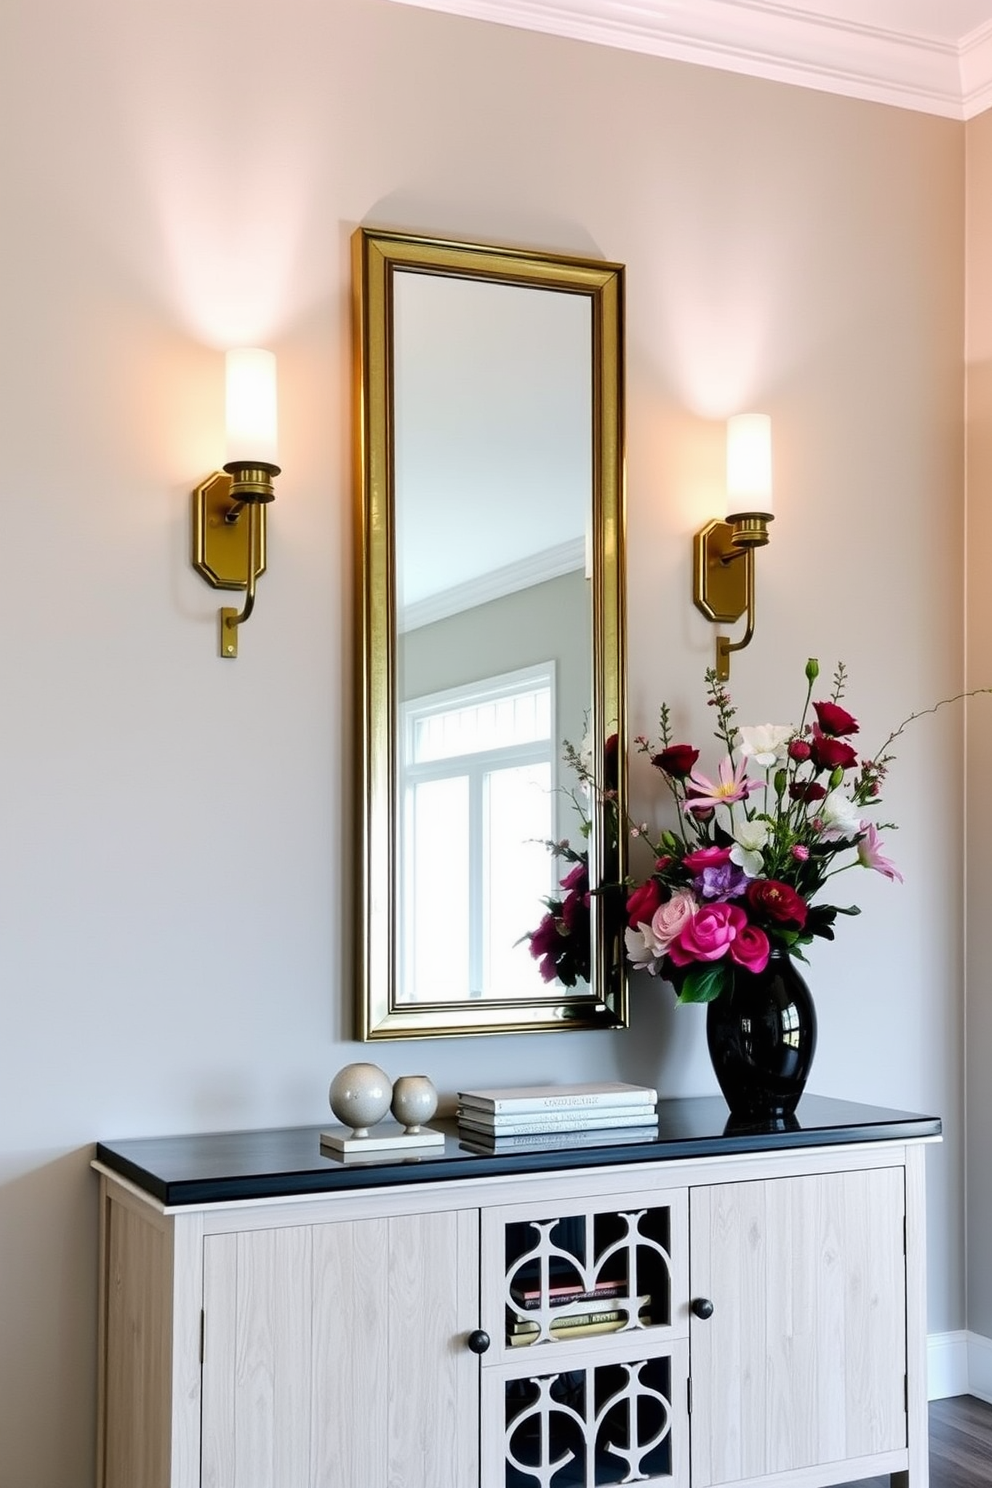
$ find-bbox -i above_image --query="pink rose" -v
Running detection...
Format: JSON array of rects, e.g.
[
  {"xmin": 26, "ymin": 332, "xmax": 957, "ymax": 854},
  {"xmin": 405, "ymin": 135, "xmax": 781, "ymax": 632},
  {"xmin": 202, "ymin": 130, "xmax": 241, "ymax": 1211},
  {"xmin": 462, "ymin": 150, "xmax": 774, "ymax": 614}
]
[
  {"xmin": 667, "ymin": 903, "xmax": 747, "ymax": 966},
  {"xmin": 649, "ymin": 889, "xmax": 697, "ymax": 951},
  {"xmin": 728, "ymin": 923, "xmax": 770, "ymax": 973},
  {"xmin": 683, "ymin": 845, "xmax": 732, "ymax": 874}
]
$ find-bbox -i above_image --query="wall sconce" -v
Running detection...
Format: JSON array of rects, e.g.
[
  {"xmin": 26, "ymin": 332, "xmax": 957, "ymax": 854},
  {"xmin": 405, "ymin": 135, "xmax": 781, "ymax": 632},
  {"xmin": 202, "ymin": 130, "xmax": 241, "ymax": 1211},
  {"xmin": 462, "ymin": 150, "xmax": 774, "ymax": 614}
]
[
  {"xmin": 692, "ymin": 413, "xmax": 773, "ymax": 682},
  {"xmin": 192, "ymin": 349, "xmax": 280, "ymax": 658}
]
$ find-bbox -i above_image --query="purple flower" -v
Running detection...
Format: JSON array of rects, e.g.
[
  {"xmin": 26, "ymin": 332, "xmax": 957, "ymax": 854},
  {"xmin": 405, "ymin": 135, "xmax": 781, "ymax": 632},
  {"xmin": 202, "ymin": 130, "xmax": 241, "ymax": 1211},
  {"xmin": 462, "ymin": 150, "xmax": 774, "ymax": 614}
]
[{"xmin": 696, "ymin": 863, "xmax": 751, "ymax": 901}]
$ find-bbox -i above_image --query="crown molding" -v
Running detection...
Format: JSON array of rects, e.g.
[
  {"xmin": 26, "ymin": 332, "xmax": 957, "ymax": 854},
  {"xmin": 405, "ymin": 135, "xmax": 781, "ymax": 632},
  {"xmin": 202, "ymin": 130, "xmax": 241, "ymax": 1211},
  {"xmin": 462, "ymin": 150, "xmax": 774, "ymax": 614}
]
[
  {"xmin": 401, "ymin": 537, "xmax": 585, "ymax": 632},
  {"xmin": 962, "ymin": 21, "xmax": 992, "ymax": 117},
  {"xmin": 389, "ymin": 0, "xmax": 992, "ymax": 119}
]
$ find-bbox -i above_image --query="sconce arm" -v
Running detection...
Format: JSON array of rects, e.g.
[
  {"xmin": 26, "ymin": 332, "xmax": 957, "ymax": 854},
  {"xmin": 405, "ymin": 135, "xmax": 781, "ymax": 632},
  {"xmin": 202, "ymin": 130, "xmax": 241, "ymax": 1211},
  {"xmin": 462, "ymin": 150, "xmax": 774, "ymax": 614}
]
[
  {"xmin": 220, "ymin": 502, "xmax": 262, "ymax": 656},
  {"xmin": 715, "ymin": 556, "xmax": 755, "ymax": 682}
]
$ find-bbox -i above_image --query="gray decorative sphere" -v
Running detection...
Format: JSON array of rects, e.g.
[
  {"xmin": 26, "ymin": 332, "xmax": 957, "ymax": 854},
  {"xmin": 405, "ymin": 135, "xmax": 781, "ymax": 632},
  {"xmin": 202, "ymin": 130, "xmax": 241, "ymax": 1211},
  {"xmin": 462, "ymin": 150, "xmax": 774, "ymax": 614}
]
[
  {"xmin": 390, "ymin": 1074, "xmax": 438, "ymax": 1134},
  {"xmin": 329, "ymin": 1062, "xmax": 392, "ymax": 1137}
]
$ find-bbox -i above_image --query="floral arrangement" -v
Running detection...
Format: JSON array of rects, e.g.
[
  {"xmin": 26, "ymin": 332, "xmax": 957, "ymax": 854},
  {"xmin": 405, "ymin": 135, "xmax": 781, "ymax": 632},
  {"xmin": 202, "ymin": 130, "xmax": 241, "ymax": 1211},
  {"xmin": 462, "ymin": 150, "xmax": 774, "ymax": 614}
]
[
  {"xmin": 624, "ymin": 658, "xmax": 904, "ymax": 1003},
  {"xmin": 526, "ymin": 848, "xmax": 592, "ymax": 988},
  {"xmin": 525, "ymin": 662, "xmax": 984, "ymax": 1003},
  {"xmin": 524, "ymin": 734, "xmax": 617, "ymax": 987}
]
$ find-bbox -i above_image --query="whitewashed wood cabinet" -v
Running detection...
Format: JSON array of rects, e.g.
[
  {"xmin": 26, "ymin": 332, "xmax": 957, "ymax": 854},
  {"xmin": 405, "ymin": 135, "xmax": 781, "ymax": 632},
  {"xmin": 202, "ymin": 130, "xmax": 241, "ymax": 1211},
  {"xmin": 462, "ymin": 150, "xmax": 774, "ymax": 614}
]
[{"xmin": 94, "ymin": 1100, "xmax": 937, "ymax": 1488}]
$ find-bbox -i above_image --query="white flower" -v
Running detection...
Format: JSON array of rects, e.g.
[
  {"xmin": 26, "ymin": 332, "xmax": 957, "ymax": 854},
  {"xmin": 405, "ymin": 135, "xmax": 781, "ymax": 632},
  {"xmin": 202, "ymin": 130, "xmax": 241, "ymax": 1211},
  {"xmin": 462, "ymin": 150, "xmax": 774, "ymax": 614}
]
[
  {"xmin": 729, "ymin": 818, "xmax": 770, "ymax": 877},
  {"xmin": 624, "ymin": 923, "xmax": 665, "ymax": 975},
  {"xmin": 819, "ymin": 789, "xmax": 864, "ymax": 840},
  {"xmin": 736, "ymin": 724, "xmax": 793, "ymax": 768}
]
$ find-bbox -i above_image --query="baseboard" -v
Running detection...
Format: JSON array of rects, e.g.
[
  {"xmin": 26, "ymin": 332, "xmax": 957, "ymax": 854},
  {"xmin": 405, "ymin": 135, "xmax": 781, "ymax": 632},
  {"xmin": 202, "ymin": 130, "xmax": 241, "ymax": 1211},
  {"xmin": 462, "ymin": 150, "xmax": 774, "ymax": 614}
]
[
  {"xmin": 967, "ymin": 1330, "xmax": 992, "ymax": 1403},
  {"xmin": 928, "ymin": 1331, "xmax": 970, "ymax": 1398},
  {"xmin": 927, "ymin": 1330, "xmax": 992, "ymax": 1401}
]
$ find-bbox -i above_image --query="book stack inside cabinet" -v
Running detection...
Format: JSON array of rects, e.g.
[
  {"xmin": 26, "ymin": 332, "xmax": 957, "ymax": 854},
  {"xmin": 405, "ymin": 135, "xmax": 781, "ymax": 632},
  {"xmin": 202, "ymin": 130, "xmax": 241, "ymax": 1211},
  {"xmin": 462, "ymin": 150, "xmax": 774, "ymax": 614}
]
[{"xmin": 456, "ymin": 1081, "xmax": 659, "ymax": 1151}]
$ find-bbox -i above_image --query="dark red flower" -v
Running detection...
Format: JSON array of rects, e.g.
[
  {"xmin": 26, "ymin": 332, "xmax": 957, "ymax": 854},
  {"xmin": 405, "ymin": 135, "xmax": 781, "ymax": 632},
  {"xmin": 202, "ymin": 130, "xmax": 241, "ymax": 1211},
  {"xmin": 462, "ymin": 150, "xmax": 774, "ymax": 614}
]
[
  {"xmin": 788, "ymin": 738, "xmax": 811, "ymax": 762},
  {"xmin": 790, "ymin": 780, "xmax": 827, "ymax": 803},
  {"xmin": 627, "ymin": 878, "xmax": 662, "ymax": 928},
  {"xmin": 651, "ymin": 744, "xmax": 699, "ymax": 780},
  {"xmin": 746, "ymin": 879, "xmax": 808, "ymax": 928},
  {"xmin": 560, "ymin": 862, "xmax": 588, "ymax": 893},
  {"xmin": 813, "ymin": 700, "xmax": 859, "ymax": 737},
  {"xmin": 604, "ymin": 732, "xmax": 619, "ymax": 789},
  {"xmin": 809, "ymin": 728, "xmax": 858, "ymax": 772},
  {"xmin": 528, "ymin": 912, "xmax": 562, "ymax": 970}
]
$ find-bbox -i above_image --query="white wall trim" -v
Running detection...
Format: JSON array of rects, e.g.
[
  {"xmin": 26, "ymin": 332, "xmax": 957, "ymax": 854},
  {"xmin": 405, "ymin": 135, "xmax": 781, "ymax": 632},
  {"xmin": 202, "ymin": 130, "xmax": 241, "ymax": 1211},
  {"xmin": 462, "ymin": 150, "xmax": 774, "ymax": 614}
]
[
  {"xmin": 967, "ymin": 1330, "xmax": 992, "ymax": 1403},
  {"xmin": 388, "ymin": 0, "xmax": 992, "ymax": 119},
  {"xmin": 928, "ymin": 1330, "xmax": 992, "ymax": 1401},
  {"xmin": 400, "ymin": 537, "xmax": 585, "ymax": 632},
  {"xmin": 928, "ymin": 1330, "xmax": 971, "ymax": 1399},
  {"xmin": 961, "ymin": 21, "xmax": 992, "ymax": 118}
]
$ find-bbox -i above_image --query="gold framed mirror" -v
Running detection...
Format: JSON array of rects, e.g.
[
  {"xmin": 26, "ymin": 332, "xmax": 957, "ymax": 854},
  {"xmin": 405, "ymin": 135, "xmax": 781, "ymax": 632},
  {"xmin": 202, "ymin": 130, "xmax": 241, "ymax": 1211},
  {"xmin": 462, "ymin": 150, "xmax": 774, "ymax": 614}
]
[{"xmin": 353, "ymin": 227, "xmax": 626, "ymax": 1039}]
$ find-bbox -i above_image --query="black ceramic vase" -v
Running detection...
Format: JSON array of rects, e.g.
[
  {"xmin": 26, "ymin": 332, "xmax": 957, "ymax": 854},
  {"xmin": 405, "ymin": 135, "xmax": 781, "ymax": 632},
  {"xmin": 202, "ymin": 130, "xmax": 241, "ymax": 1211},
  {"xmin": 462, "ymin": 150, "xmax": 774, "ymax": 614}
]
[{"xmin": 706, "ymin": 951, "xmax": 817, "ymax": 1120}]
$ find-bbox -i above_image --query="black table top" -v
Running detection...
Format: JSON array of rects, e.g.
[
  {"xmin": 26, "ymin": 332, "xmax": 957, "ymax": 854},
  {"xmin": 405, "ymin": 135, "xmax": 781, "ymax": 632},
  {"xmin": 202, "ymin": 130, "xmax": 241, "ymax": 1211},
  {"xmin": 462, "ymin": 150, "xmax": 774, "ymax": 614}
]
[{"xmin": 94, "ymin": 1095, "xmax": 941, "ymax": 1208}]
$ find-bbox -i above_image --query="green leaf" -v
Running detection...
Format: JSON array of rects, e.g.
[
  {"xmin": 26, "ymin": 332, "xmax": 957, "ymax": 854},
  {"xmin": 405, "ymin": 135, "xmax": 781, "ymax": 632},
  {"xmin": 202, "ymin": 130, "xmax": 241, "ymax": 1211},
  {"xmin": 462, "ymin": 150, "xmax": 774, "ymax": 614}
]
[{"xmin": 677, "ymin": 963, "xmax": 728, "ymax": 1004}]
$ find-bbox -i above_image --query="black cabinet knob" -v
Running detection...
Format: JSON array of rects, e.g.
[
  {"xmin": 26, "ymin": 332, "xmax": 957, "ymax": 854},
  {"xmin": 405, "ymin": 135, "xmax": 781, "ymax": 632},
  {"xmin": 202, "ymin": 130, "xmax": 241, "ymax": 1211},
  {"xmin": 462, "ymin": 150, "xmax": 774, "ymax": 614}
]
[
  {"xmin": 691, "ymin": 1297, "xmax": 715, "ymax": 1320},
  {"xmin": 467, "ymin": 1329, "xmax": 491, "ymax": 1354}
]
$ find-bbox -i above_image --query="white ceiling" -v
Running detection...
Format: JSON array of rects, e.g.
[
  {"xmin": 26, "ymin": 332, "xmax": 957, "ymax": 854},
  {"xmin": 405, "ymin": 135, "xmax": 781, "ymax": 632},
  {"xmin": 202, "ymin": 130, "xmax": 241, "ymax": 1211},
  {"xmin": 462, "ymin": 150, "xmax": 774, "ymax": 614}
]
[{"xmin": 389, "ymin": 0, "xmax": 992, "ymax": 117}]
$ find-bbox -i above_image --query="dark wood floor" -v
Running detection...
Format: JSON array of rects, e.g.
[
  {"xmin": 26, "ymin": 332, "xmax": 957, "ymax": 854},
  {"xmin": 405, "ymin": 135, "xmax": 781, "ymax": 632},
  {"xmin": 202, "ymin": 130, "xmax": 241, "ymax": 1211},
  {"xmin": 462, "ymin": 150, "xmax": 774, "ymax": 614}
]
[{"xmin": 842, "ymin": 1396, "xmax": 992, "ymax": 1488}]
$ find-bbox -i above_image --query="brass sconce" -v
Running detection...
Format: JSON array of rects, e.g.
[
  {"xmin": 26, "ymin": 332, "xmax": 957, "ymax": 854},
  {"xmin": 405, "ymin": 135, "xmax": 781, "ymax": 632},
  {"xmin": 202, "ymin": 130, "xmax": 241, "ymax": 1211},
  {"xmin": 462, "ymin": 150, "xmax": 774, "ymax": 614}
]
[
  {"xmin": 692, "ymin": 413, "xmax": 773, "ymax": 682},
  {"xmin": 192, "ymin": 349, "xmax": 280, "ymax": 658}
]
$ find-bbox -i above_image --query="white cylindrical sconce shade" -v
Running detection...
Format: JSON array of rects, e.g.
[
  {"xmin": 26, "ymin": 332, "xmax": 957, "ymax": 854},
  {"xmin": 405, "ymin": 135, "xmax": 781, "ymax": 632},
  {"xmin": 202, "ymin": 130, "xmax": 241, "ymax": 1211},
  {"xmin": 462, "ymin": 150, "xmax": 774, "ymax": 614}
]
[
  {"xmin": 726, "ymin": 413, "xmax": 772, "ymax": 518},
  {"xmin": 225, "ymin": 348, "xmax": 279, "ymax": 466}
]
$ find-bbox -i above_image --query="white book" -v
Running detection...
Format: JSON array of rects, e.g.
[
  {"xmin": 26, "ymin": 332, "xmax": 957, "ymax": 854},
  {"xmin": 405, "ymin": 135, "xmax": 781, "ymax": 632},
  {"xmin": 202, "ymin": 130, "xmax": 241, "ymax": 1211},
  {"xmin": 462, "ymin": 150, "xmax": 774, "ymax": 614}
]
[
  {"xmin": 460, "ymin": 1124, "xmax": 659, "ymax": 1153},
  {"xmin": 457, "ymin": 1081, "xmax": 658, "ymax": 1115},
  {"xmin": 458, "ymin": 1103, "xmax": 657, "ymax": 1134},
  {"xmin": 457, "ymin": 1110, "xmax": 659, "ymax": 1137}
]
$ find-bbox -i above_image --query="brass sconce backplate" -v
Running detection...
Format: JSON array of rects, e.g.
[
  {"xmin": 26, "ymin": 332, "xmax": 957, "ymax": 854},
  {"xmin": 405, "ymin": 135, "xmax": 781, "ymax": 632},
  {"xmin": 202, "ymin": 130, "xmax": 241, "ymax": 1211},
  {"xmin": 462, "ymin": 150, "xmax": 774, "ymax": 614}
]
[
  {"xmin": 692, "ymin": 518, "xmax": 751, "ymax": 625},
  {"xmin": 192, "ymin": 471, "xmax": 267, "ymax": 591}
]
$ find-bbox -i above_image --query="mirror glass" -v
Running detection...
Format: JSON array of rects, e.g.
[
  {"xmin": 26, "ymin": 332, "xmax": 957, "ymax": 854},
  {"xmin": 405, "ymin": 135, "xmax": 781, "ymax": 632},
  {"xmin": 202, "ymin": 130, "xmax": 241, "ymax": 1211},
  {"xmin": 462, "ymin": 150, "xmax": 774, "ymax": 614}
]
[{"xmin": 354, "ymin": 228, "xmax": 626, "ymax": 1039}]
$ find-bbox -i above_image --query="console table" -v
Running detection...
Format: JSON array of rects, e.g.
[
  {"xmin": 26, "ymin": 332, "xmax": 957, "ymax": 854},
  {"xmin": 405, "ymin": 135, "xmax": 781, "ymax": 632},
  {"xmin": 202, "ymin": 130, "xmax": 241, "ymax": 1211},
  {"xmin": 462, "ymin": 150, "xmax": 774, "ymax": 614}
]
[{"xmin": 93, "ymin": 1094, "xmax": 940, "ymax": 1488}]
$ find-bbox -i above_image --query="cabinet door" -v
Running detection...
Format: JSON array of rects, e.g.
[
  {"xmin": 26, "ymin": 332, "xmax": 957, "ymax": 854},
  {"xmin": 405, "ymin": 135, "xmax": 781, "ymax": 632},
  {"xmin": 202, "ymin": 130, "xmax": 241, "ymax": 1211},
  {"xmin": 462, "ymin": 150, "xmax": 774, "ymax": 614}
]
[
  {"xmin": 689, "ymin": 1167, "xmax": 906, "ymax": 1487},
  {"xmin": 480, "ymin": 1188, "xmax": 689, "ymax": 1487},
  {"xmin": 201, "ymin": 1210, "xmax": 478, "ymax": 1488}
]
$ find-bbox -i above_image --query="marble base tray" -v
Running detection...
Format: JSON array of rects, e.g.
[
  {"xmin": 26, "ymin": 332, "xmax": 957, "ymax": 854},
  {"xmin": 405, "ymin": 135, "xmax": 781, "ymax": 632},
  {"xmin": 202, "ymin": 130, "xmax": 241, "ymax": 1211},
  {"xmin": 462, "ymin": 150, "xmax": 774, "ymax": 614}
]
[{"xmin": 320, "ymin": 1123, "xmax": 446, "ymax": 1154}]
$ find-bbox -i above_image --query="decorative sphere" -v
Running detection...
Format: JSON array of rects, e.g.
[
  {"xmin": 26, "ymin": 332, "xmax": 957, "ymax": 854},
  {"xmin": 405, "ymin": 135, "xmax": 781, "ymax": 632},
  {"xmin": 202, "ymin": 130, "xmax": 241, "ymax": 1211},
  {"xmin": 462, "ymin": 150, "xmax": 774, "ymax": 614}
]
[
  {"xmin": 391, "ymin": 1074, "xmax": 438, "ymax": 1134},
  {"xmin": 329, "ymin": 1063, "xmax": 392, "ymax": 1137}
]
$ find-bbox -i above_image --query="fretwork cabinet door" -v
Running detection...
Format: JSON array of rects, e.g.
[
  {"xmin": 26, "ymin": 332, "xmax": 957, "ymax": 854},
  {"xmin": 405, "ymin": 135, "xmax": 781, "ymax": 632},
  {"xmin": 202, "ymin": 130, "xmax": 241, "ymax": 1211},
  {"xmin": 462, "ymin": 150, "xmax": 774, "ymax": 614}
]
[
  {"xmin": 479, "ymin": 1184, "xmax": 690, "ymax": 1488},
  {"xmin": 689, "ymin": 1167, "xmax": 907, "ymax": 1488},
  {"xmin": 200, "ymin": 1210, "xmax": 478, "ymax": 1488}
]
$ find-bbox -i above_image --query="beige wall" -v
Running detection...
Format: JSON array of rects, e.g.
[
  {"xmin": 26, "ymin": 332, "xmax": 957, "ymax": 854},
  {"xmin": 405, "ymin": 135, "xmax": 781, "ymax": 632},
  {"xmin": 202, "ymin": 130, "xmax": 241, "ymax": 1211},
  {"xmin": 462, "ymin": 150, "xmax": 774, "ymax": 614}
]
[
  {"xmin": 0, "ymin": 1, "xmax": 968, "ymax": 1480},
  {"xmin": 966, "ymin": 107, "xmax": 992, "ymax": 1344}
]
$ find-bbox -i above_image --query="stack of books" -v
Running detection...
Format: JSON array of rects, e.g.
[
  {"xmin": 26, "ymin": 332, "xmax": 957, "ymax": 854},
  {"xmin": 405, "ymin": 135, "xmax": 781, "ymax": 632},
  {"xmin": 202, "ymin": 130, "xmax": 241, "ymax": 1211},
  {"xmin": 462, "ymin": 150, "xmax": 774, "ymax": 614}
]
[
  {"xmin": 456, "ymin": 1081, "xmax": 658, "ymax": 1150},
  {"xmin": 507, "ymin": 1275, "xmax": 651, "ymax": 1347}
]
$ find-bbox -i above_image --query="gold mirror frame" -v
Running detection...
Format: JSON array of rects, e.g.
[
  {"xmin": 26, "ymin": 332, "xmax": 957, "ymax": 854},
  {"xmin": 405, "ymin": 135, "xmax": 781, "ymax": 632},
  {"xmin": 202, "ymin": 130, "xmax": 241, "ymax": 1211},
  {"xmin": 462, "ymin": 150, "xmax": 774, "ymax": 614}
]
[{"xmin": 353, "ymin": 227, "xmax": 627, "ymax": 1039}]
